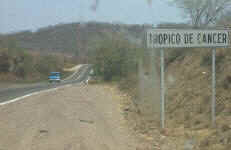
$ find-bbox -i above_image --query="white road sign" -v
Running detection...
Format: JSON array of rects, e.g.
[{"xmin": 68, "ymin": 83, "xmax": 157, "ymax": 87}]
[{"xmin": 147, "ymin": 29, "xmax": 231, "ymax": 48}]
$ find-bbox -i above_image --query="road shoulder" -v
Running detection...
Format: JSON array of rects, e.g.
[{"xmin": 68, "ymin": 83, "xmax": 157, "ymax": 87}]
[{"xmin": 0, "ymin": 83, "xmax": 139, "ymax": 150}]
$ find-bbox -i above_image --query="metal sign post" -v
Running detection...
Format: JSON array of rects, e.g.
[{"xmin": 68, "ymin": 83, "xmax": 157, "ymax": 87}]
[
  {"xmin": 160, "ymin": 49, "xmax": 165, "ymax": 129},
  {"xmin": 212, "ymin": 48, "xmax": 216, "ymax": 126},
  {"xmin": 146, "ymin": 28, "xmax": 230, "ymax": 128}
]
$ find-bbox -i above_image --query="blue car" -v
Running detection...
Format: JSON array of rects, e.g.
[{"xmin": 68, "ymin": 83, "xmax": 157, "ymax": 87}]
[{"xmin": 49, "ymin": 72, "xmax": 61, "ymax": 83}]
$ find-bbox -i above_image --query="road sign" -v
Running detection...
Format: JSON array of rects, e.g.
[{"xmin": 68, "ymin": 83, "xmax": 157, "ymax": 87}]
[
  {"xmin": 146, "ymin": 28, "xmax": 231, "ymax": 128},
  {"xmin": 147, "ymin": 29, "xmax": 231, "ymax": 48}
]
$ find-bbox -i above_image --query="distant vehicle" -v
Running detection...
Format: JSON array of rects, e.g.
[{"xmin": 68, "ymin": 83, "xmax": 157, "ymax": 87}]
[{"xmin": 49, "ymin": 72, "xmax": 61, "ymax": 83}]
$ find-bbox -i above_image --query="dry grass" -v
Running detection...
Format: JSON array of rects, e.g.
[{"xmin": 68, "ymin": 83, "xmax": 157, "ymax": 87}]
[{"xmin": 115, "ymin": 48, "xmax": 231, "ymax": 150}]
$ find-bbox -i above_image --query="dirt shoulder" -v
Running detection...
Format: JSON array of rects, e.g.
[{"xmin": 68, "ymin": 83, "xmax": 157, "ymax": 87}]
[{"xmin": 0, "ymin": 84, "xmax": 139, "ymax": 150}]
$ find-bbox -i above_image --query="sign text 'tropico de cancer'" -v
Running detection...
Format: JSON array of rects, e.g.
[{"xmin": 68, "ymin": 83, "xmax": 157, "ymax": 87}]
[{"xmin": 147, "ymin": 29, "xmax": 231, "ymax": 48}]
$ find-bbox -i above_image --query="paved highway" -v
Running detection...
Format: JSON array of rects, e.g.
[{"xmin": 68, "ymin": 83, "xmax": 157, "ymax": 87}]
[{"xmin": 0, "ymin": 64, "xmax": 92, "ymax": 103}]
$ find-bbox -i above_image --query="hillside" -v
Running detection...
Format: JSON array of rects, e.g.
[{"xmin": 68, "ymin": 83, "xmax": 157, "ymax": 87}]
[
  {"xmin": 164, "ymin": 48, "xmax": 231, "ymax": 149},
  {"xmin": 0, "ymin": 22, "xmax": 150, "ymax": 81},
  {"xmin": 118, "ymin": 47, "xmax": 231, "ymax": 150},
  {"xmin": 0, "ymin": 22, "xmax": 149, "ymax": 57}
]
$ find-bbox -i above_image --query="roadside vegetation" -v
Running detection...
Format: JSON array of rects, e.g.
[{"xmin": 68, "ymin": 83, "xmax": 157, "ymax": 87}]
[
  {"xmin": 0, "ymin": 38, "xmax": 72, "ymax": 82},
  {"xmin": 88, "ymin": 1, "xmax": 231, "ymax": 149},
  {"xmin": 90, "ymin": 34, "xmax": 142, "ymax": 81},
  {"xmin": 1, "ymin": 1, "xmax": 231, "ymax": 147},
  {"xmin": 89, "ymin": 33, "xmax": 145, "ymax": 109},
  {"xmin": 0, "ymin": 22, "xmax": 149, "ymax": 82}
]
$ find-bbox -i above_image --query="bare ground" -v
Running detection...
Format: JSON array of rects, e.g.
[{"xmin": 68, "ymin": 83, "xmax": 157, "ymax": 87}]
[{"xmin": 0, "ymin": 84, "xmax": 139, "ymax": 150}]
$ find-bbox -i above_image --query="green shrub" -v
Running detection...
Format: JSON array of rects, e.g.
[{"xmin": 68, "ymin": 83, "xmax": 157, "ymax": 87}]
[
  {"xmin": 0, "ymin": 51, "xmax": 10, "ymax": 72},
  {"xmin": 15, "ymin": 52, "xmax": 35, "ymax": 78},
  {"xmin": 91, "ymin": 35, "xmax": 141, "ymax": 81},
  {"xmin": 0, "ymin": 38, "xmax": 67, "ymax": 81},
  {"xmin": 35, "ymin": 55, "xmax": 63, "ymax": 76}
]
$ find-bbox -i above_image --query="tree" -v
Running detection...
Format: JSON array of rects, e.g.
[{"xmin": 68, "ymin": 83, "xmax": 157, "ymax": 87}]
[
  {"xmin": 92, "ymin": 34, "xmax": 141, "ymax": 81},
  {"xmin": 218, "ymin": 10, "xmax": 231, "ymax": 25},
  {"xmin": 169, "ymin": 0, "xmax": 231, "ymax": 27},
  {"xmin": 0, "ymin": 51, "xmax": 10, "ymax": 73}
]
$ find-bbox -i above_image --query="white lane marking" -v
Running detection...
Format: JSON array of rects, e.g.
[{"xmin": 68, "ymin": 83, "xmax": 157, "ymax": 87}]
[
  {"xmin": 62, "ymin": 68, "xmax": 80, "ymax": 81},
  {"xmin": 0, "ymin": 64, "xmax": 89, "ymax": 106},
  {"xmin": 62, "ymin": 64, "xmax": 88, "ymax": 81},
  {"xmin": 0, "ymin": 84, "xmax": 72, "ymax": 106}
]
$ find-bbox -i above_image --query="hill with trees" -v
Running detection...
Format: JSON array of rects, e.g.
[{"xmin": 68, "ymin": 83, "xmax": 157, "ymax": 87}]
[
  {"xmin": 0, "ymin": 22, "xmax": 150, "ymax": 62},
  {"xmin": 0, "ymin": 22, "xmax": 150, "ymax": 81}
]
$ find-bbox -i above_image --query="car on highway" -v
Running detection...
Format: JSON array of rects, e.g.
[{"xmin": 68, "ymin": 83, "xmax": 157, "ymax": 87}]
[{"xmin": 49, "ymin": 72, "xmax": 61, "ymax": 83}]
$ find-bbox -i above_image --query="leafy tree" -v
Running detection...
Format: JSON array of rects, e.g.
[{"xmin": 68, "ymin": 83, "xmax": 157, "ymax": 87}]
[
  {"xmin": 35, "ymin": 55, "xmax": 64, "ymax": 76},
  {"xmin": 92, "ymin": 35, "xmax": 141, "ymax": 81},
  {"xmin": 0, "ymin": 51, "xmax": 10, "ymax": 72},
  {"xmin": 14, "ymin": 52, "xmax": 35, "ymax": 78},
  {"xmin": 218, "ymin": 10, "xmax": 231, "ymax": 25}
]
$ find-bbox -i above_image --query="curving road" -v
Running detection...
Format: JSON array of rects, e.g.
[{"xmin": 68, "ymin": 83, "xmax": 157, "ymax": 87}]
[{"xmin": 0, "ymin": 64, "xmax": 92, "ymax": 103}]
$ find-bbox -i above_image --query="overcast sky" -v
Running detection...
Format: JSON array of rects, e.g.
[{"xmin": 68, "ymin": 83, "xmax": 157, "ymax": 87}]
[{"xmin": 0, "ymin": 0, "xmax": 184, "ymax": 33}]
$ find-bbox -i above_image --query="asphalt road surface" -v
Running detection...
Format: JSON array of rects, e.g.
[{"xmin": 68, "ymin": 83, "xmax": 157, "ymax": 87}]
[{"xmin": 0, "ymin": 64, "xmax": 92, "ymax": 103}]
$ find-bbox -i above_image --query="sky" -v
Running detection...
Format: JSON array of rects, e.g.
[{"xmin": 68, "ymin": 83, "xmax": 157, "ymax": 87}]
[{"xmin": 0, "ymin": 0, "xmax": 184, "ymax": 33}]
